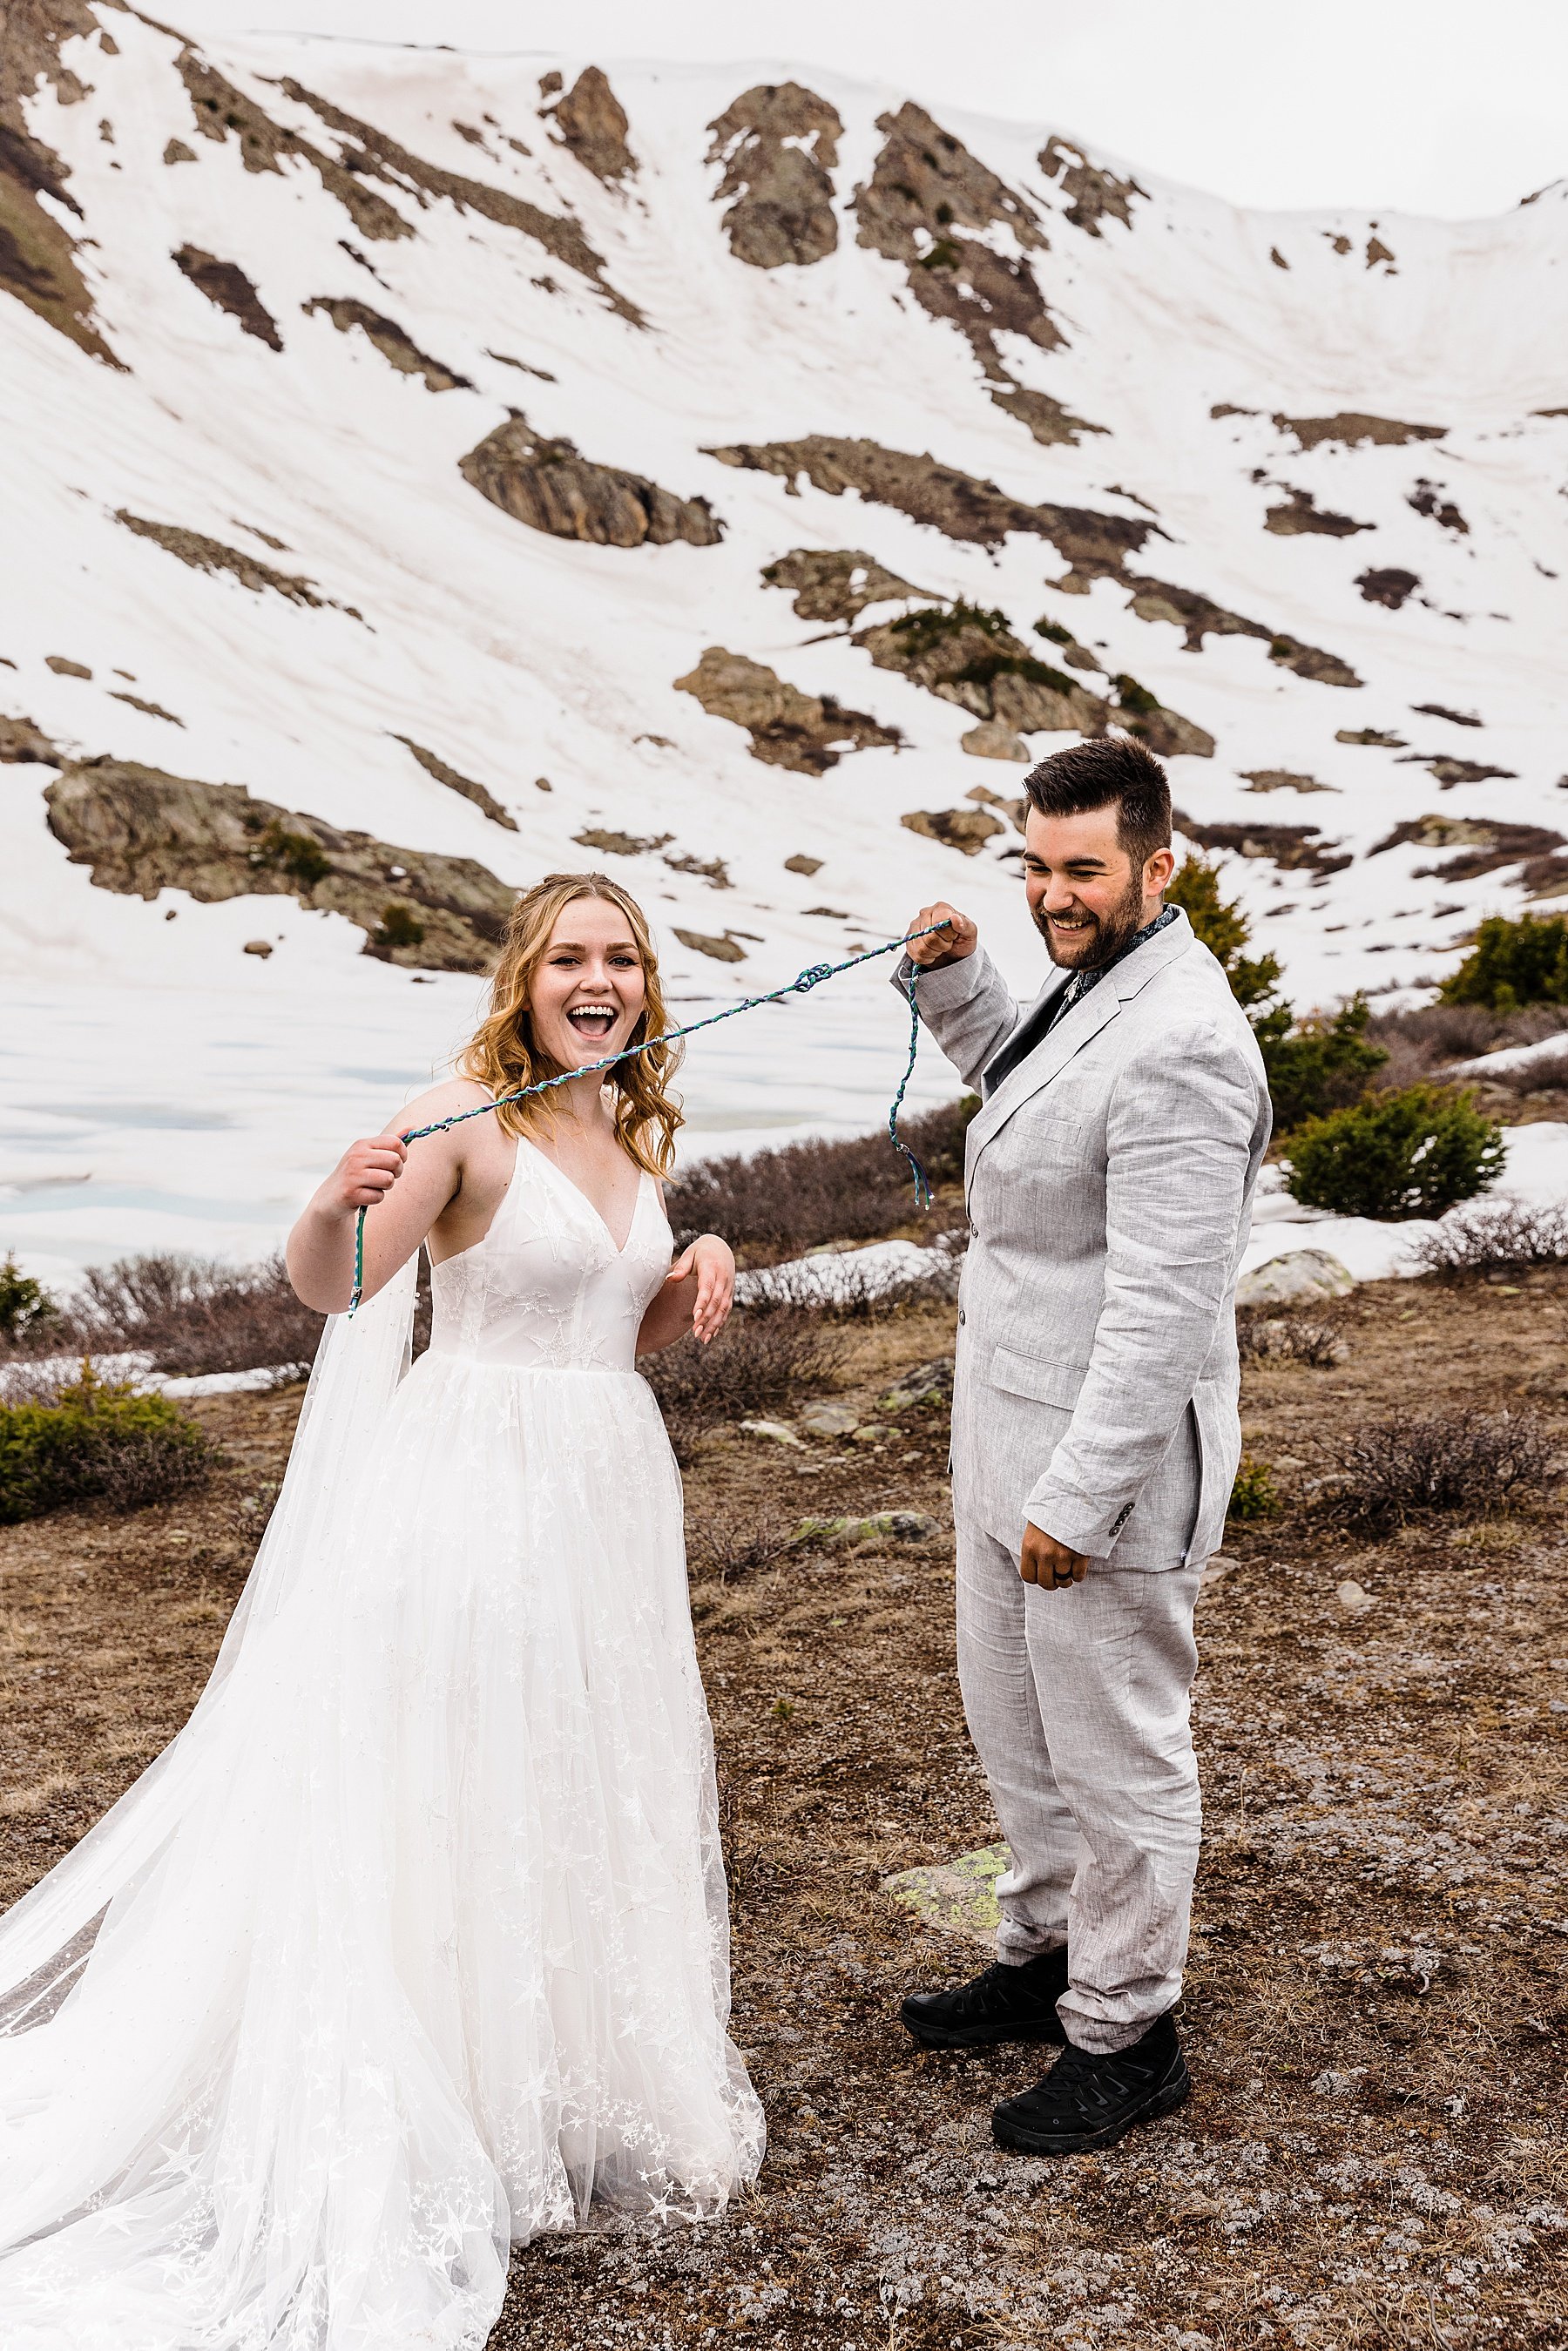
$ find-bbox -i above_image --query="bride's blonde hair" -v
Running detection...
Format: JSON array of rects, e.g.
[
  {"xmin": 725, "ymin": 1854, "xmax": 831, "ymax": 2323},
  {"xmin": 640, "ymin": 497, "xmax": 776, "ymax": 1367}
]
[{"xmin": 461, "ymin": 872, "xmax": 684, "ymax": 1176}]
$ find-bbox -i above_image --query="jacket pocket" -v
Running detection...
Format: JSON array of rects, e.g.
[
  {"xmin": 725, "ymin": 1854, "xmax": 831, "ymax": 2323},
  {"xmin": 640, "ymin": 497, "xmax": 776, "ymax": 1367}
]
[{"xmin": 987, "ymin": 1347, "xmax": 1090, "ymax": 1409}]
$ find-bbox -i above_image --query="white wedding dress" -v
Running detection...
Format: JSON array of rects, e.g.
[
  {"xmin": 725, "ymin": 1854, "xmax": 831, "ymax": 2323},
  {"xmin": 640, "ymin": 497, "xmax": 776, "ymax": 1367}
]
[{"xmin": 0, "ymin": 1138, "xmax": 764, "ymax": 2348}]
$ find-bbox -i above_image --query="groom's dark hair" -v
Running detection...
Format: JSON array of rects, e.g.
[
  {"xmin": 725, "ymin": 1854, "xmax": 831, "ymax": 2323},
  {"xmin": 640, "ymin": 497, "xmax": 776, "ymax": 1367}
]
[{"xmin": 1024, "ymin": 736, "xmax": 1172, "ymax": 871}]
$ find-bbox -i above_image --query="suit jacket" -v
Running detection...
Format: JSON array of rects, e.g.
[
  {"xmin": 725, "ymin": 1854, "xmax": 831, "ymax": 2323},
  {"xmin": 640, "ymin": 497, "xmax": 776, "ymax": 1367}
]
[{"xmin": 896, "ymin": 909, "xmax": 1271, "ymax": 1568}]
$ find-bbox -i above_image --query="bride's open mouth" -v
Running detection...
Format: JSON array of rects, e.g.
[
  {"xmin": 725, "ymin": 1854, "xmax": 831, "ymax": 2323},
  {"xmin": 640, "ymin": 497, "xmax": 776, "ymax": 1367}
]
[{"xmin": 566, "ymin": 1003, "xmax": 621, "ymax": 1043}]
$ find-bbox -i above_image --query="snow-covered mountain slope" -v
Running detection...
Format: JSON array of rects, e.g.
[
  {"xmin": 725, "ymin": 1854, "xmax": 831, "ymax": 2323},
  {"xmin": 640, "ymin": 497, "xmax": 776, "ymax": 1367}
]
[{"xmin": 3, "ymin": 4, "xmax": 1568, "ymax": 1275}]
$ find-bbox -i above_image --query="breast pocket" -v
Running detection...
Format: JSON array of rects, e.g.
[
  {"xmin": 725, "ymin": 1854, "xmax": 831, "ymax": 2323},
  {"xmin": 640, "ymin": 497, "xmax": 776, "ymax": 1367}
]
[{"xmin": 987, "ymin": 1347, "xmax": 1089, "ymax": 1409}]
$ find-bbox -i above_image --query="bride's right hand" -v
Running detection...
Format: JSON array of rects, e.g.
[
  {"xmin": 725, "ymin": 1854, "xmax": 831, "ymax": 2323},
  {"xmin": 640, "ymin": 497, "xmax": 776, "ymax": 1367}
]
[{"xmin": 328, "ymin": 1136, "xmax": 409, "ymax": 1214}]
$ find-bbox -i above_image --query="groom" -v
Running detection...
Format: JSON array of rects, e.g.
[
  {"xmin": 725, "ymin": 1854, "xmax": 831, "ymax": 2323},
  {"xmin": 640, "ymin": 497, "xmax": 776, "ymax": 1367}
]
[{"xmin": 894, "ymin": 736, "xmax": 1270, "ymax": 2154}]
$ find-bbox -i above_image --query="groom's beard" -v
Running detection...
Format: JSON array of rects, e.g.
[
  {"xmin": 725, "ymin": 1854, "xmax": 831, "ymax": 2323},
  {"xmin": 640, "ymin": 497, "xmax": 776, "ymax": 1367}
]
[{"xmin": 1032, "ymin": 873, "xmax": 1149, "ymax": 970}]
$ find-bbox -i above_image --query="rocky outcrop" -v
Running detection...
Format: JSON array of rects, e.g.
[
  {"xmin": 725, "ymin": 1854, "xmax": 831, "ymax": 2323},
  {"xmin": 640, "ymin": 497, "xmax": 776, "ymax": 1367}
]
[
  {"xmin": 673, "ymin": 926, "xmax": 747, "ymax": 963},
  {"xmin": 44, "ymin": 759, "xmax": 515, "ymax": 973},
  {"xmin": 1356, "ymin": 567, "xmax": 1420, "ymax": 610},
  {"xmin": 674, "ymin": 646, "xmax": 899, "ymax": 774},
  {"xmin": 1337, "ymin": 727, "xmax": 1406, "ymax": 747},
  {"xmin": 1411, "ymin": 702, "xmax": 1482, "ymax": 727},
  {"xmin": 302, "ymin": 297, "xmax": 472, "ymax": 389},
  {"xmin": 0, "ymin": 712, "xmax": 61, "ymax": 764},
  {"xmin": 1274, "ymin": 412, "xmax": 1446, "ymax": 451},
  {"xmin": 460, "ymin": 417, "xmax": 723, "ymax": 548},
  {"xmin": 113, "ymin": 513, "xmax": 355, "ymax": 613},
  {"xmin": 761, "ymin": 548, "xmax": 936, "ymax": 625},
  {"xmin": 986, "ymin": 384, "xmax": 1108, "ymax": 448},
  {"xmin": 1108, "ymin": 675, "xmax": 1217, "ymax": 759},
  {"xmin": 855, "ymin": 603, "xmax": 1112, "ymax": 736},
  {"xmin": 1264, "ymin": 488, "xmax": 1372, "ymax": 537},
  {"xmin": 1119, "ymin": 575, "xmax": 1361, "ymax": 686},
  {"xmin": 173, "ymin": 246, "xmax": 282, "ymax": 349},
  {"xmin": 706, "ymin": 84, "xmax": 842, "ymax": 267},
  {"xmin": 854, "ymin": 103, "xmax": 1058, "ymax": 382},
  {"xmin": 902, "ymin": 806, "xmax": 1006, "ymax": 855},
  {"xmin": 270, "ymin": 76, "xmax": 643, "ymax": 324},
  {"xmin": 1038, "ymin": 137, "xmax": 1147, "ymax": 235},
  {"xmin": 1369, "ymin": 814, "xmax": 1563, "ymax": 883},
  {"xmin": 1173, "ymin": 809, "xmax": 1350, "ymax": 877},
  {"xmin": 0, "ymin": 0, "xmax": 123, "ymax": 364},
  {"xmin": 175, "ymin": 49, "xmax": 412, "ymax": 245},
  {"xmin": 1396, "ymin": 753, "xmax": 1518, "ymax": 790},
  {"xmin": 1240, "ymin": 769, "xmax": 1336, "ymax": 794},
  {"xmin": 543, "ymin": 67, "xmax": 636, "ymax": 184},
  {"xmin": 1409, "ymin": 480, "xmax": 1469, "ymax": 534},
  {"xmin": 394, "ymin": 735, "xmax": 517, "ymax": 828}
]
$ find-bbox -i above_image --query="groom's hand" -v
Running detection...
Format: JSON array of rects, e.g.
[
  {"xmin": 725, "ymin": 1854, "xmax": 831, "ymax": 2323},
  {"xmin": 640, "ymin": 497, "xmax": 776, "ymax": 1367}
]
[
  {"xmin": 1020, "ymin": 1523, "xmax": 1088, "ymax": 1591},
  {"xmin": 907, "ymin": 902, "xmax": 977, "ymax": 969}
]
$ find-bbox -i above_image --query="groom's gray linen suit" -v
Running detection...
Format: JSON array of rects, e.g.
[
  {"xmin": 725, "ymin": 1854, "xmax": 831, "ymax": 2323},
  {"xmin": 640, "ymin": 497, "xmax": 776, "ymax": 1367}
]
[{"xmin": 898, "ymin": 909, "xmax": 1270, "ymax": 2051}]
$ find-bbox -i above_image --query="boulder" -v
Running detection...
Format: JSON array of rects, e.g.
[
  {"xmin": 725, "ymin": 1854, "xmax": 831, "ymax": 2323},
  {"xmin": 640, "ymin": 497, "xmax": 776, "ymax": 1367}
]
[
  {"xmin": 882, "ymin": 1359, "xmax": 955, "ymax": 1413},
  {"xmin": 961, "ymin": 721, "xmax": 1030, "ymax": 762},
  {"xmin": 798, "ymin": 1402, "xmax": 859, "ymax": 1438},
  {"xmin": 793, "ymin": 1510, "xmax": 938, "ymax": 1546},
  {"xmin": 1236, "ymin": 1249, "xmax": 1355, "ymax": 1307}
]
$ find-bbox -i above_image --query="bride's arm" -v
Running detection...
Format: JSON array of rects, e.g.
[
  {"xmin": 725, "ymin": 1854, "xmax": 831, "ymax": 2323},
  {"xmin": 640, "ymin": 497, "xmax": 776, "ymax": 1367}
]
[
  {"xmin": 286, "ymin": 1082, "xmax": 474, "ymax": 1312},
  {"xmin": 636, "ymin": 1233, "xmax": 734, "ymax": 1354}
]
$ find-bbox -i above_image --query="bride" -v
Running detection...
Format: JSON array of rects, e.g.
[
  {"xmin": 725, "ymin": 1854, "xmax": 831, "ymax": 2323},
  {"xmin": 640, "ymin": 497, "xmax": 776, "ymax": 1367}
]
[{"xmin": 0, "ymin": 873, "xmax": 765, "ymax": 2347}]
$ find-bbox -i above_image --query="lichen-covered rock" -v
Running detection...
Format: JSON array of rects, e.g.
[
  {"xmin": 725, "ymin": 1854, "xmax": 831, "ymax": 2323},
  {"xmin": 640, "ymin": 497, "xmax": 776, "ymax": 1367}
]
[
  {"xmin": 674, "ymin": 646, "xmax": 898, "ymax": 774},
  {"xmin": 44, "ymin": 760, "xmax": 515, "ymax": 972},
  {"xmin": 762, "ymin": 548, "xmax": 935, "ymax": 625},
  {"xmin": 902, "ymin": 807, "xmax": 1006, "ymax": 856},
  {"xmin": 302, "ymin": 297, "xmax": 472, "ymax": 390},
  {"xmin": 1039, "ymin": 136, "xmax": 1148, "ymax": 235},
  {"xmin": 545, "ymin": 66, "xmax": 637, "ymax": 184},
  {"xmin": 173, "ymin": 246, "xmax": 283, "ymax": 350},
  {"xmin": 855, "ymin": 602, "xmax": 1113, "ymax": 734},
  {"xmin": 706, "ymin": 83, "xmax": 842, "ymax": 267},
  {"xmin": 460, "ymin": 417, "xmax": 723, "ymax": 548}
]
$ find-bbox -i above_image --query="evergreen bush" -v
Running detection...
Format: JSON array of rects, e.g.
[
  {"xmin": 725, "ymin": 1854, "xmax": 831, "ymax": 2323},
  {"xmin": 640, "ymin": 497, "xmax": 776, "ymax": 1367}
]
[
  {"xmin": 1282, "ymin": 1084, "xmax": 1505, "ymax": 1219},
  {"xmin": 1440, "ymin": 912, "xmax": 1568, "ymax": 1011},
  {"xmin": 0, "ymin": 1366, "xmax": 214, "ymax": 1524},
  {"xmin": 0, "ymin": 1254, "xmax": 57, "ymax": 1343}
]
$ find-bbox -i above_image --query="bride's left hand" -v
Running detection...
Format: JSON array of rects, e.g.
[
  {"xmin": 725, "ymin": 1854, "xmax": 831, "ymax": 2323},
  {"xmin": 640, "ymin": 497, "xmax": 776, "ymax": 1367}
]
[{"xmin": 667, "ymin": 1234, "xmax": 735, "ymax": 1344}]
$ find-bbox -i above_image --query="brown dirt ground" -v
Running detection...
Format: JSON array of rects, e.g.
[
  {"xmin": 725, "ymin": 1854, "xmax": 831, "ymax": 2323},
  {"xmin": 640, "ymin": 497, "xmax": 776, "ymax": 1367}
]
[{"xmin": 1, "ymin": 1274, "xmax": 1565, "ymax": 2348}]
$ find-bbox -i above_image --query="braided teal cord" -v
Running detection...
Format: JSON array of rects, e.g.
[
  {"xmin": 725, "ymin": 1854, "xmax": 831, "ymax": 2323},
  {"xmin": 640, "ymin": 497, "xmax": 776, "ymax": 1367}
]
[{"xmin": 349, "ymin": 922, "xmax": 944, "ymax": 1313}]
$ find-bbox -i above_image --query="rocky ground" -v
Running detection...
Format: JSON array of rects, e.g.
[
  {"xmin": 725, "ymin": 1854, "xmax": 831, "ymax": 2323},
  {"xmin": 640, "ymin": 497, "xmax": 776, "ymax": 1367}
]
[{"xmin": 0, "ymin": 1272, "xmax": 1565, "ymax": 2347}]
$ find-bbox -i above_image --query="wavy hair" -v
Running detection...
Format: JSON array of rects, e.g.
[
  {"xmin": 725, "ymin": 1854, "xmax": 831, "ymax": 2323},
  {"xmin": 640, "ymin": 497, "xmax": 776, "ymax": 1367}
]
[{"xmin": 460, "ymin": 872, "xmax": 684, "ymax": 1176}]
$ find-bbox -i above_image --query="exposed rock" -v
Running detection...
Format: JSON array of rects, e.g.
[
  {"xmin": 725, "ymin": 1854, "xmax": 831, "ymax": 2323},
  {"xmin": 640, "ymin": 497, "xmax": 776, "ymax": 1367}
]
[
  {"xmin": 573, "ymin": 826, "xmax": 673, "ymax": 856},
  {"xmin": 1109, "ymin": 672, "xmax": 1216, "ymax": 759},
  {"xmin": 1174, "ymin": 808, "xmax": 1350, "ymax": 876},
  {"xmin": 0, "ymin": 713, "xmax": 61, "ymax": 763},
  {"xmin": 242, "ymin": 938, "xmax": 272, "ymax": 957},
  {"xmin": 543, "ymin": 66, "xmax": 636, "ymax": 184},
  {"xmin": 853, "ymin": 103, "xmax": 1056, "ymax": 381},
  {"xmin": 44, "ymin": 759, "xmax": 516, "ymax": 972},
  {"xmin": 1337, "ymin": 1578, "xmax": 1373, "ymax": 1613},
  {"xmin": 114, "ymin": 512, "xmax": 354, "ymax": 613},
  {"xmin": 394, "ymin": 735, "xmax": 517, "ymax": 828},
  {"xmin": 674, "ymin": 646, "xmax": 899, "ymax": 774},
  {"xmin": 902, "ymin": 806, "xmax": 1005, "ymax": 856},
  {"xmin": 794, "ymin": 1510, "xmax": 939, "ymax": 1545},
  {"xmin": 783, "ymin": 853, "xmax": 822, "ymax": 875},
  {"xmin": 1366, "ymin": 235, "xmax": 1395, "ymax": 270},
  {"xmin": 1264, "ymin": 488, "xmax": 1372, "ymax": 537},
  {"xmin": 460, "ymin": 416, "xmax": 723, "ymax": 548},
  {"xmin": 1269, "ymin": 246, "xmax": 1289, "ymax": 269},
  {"xmin": 1356, "ymin": 567, "xmax": 1421, "ymax": 611},
  {"xmin": 1337, "ymin": 727, "xmax": 1406, "ymax": 747},
  {"xmin": 986, "ymin": 383, "xmax": 1108, "ymax": 447},
  {"xmin": 1395, "ymin": 754, "xmax": 1520, "ymax": 790},
  {"xmin": 1125, "ymin": 575, "xmax": 1362, "ymax": 686},
  {"xmin": 44, "ymin": 654, "xmax": 90, "ymax": 678},
  {"xmin": 882, "ymin": 1358, "xmax": 955, "ymax": 1412},
  {"xmin": 1411, "ymin": 702, "xmax": 1482, "ymax": 727},
  {"xmin": 961, "ymin": 721, "xmax": 1029, "ymax": 761},
  {"xmin": 175, "ymin": 49, "xmax": 412, "ymax": 244},
  {"xmin": 1274, "ymin": 411, "xmax": 1447, "ymax": 451},
  {"xmin": 1240, "ymin": 769, "xmax": 1336, "ymax": 794},
  {"xmin": 172, "ymin": 246, "xmax": 282, "ymax": 349},
  {"xmin": 706, "ymin": 83, "xmax": 841, "ymax": 268},
  {"xmin": 855, "ymin": 602, "xmax": 1113, "ymax": 735},
  {"xmin": 664, "ymin": 850, "xmax": 731, "ymax": 888},
  {"xmin": 1369, "ymin": 814, "xmax": 1562, "ymax": 883},
  {"xmin": 0, "ymin": 0, "xmax": 124, "ymax": 365},
  {"xmin": 302, "ymin": 297, "xmax": 472, "ymax": 390},
  {"xmin": 1038, "ymin": 136, "xmax": 1147, "ymax": 235},
  {"xmin": 273, "ymin": 76, "xmax": 642, "ymax": 323},
  {"xmin": 674, "ymin": 926, "xmax": 747, "ymax": 963},
  {"xmin": 1409, "ymin": 479, "xmax": 1469, "ymax": 534},
  {"xmin": 110, "ymin": 690, "xmax": 182, "ymax": 725},
  {"xmin": 738, "ymin": 1416, "xmax": 801, "ymax": 1445},
  {"xmin": 966, "ymin": 783, "xmax": 1026, "ymax": 829},
  {"xmin": 883, "ymin": 1841, "xmax": 1008, "ymax": 1950},
  {"xmin": 1235, "ymin": 1249, "xmax": 1354, "ymax": 1306},
  {"xmin": 162, "ymin": 138, "xmax": 195, "ymax": 166},
  {"xmin": 762, "ymin": 547, "xmax": 935, "ymax": 625},
  {"xmin": 798, "ymin": 1402, "xmax": 860, "ymax": 1437}
]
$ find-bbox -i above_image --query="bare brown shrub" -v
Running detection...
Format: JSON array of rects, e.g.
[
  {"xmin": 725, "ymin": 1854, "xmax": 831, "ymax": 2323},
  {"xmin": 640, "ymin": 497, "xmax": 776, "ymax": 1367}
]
[
  {"xmin": 1317, "ymin": 1409, "xmax": 1555, "ymax": 1527},
  {"xmin": 1236, "ymin": 1304, "xmax": 1348, "ymax": 1366},
  {"xmin": 639, "ymin": 1303, "xmax": 848, "ymax": 1462},
  {"xmin": 34, "ymin": 1255, "xmax": 325, "ymax": 1378},
  {"xmin": 1366, "ymin": 999, "xmax": 1568, "ymax": 1090},
  {"xmin": 1409, "ymin": 1200, "xmax": 1568, "ymax": 1280}
]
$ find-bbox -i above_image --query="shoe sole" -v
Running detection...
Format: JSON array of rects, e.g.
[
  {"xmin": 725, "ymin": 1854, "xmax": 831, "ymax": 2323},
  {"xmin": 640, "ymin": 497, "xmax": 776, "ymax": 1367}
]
[
  {"xmin": 901, "ymin": 2007, "xmax": 1068, "ymax": 2052},
  {"xmin": 990, "ymin": 2064, "xmax": 1191, "ymax": 2154}
]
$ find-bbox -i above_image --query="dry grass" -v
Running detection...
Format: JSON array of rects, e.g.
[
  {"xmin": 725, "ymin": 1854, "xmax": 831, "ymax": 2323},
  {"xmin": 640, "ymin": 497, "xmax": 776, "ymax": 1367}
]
[
  {"xmin": 2, "ymin": 1253, "xmax": 325, "ymax": 1379},
  {"xmin": 1, "ymin": 1281, "xmax": 1565, "ymax": 2348}
]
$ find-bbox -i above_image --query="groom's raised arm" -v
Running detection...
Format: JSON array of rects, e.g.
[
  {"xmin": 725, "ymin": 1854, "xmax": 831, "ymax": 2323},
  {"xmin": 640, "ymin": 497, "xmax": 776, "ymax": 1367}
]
[{"xmin": 894, "ymin": 902, "xmax": 1021, "ymax": 1091}]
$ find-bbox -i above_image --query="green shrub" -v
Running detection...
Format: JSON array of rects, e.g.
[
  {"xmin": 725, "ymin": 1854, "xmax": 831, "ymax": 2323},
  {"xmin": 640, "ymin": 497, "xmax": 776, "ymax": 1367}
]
[
  {"xmin": 1282, "ymin": 1084, "xmax": 1505, "ymax": 1220},
  {"xmin": 0, "ymin": 1367, "xmax": 214, "ymax": 1524},
  {"xmin": 0, "ymin": 1254, "xmax": 57, "ymax": 1342},
  {"xmin": 374, "ymin": 902, "xmax": 426, "ymax": 950},
  {"xmin": 254, "ymin": 821, "xmax": 329, "ymax": 891},
  {"xmin": 1252, "ymin": 995, "xmax": 1389, "ymax": 1132},
  {"xmin": 1440, "ymin": 912, "xmax": 1568, "ymax": 1011},
  {"xmin": 1227, "ymin": 1456, "xmax": 1280, "ymax": 1519},
  {"xmin": 1166, "ymin": 855, "xmax": 1281, "ymax": 1012}
]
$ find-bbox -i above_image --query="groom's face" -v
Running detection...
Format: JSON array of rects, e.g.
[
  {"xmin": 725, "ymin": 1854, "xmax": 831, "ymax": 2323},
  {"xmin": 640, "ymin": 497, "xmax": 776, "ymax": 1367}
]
[{"xmin": 1023, "ymin": 801, "xmax": 1152, "ymax": 970}]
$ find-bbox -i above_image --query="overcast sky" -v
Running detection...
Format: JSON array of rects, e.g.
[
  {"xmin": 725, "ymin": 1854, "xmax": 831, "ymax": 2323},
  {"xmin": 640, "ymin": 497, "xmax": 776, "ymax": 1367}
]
[{"xmin": 169, "ymin": 0, "xmax": 1566, "ymax": 220}]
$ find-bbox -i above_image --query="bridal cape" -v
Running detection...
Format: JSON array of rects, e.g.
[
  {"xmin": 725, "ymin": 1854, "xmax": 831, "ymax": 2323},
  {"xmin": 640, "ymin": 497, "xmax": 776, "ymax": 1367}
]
[{"xmin": 0, "ymin": 1141, "xmax": 764, "ymax": 2348}]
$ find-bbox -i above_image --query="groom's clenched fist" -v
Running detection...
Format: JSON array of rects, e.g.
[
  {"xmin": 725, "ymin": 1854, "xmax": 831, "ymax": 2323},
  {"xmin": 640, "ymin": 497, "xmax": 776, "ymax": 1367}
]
[{"xmin": 907, "ymin": 902, "xmax": 977, "ymax": 969}]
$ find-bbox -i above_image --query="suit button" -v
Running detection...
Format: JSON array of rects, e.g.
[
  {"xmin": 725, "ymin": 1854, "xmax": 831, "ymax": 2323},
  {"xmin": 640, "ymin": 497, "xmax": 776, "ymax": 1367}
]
[{"xmin": 958, "ymin": 1308, "xmax": 966, "ymax": 1326}]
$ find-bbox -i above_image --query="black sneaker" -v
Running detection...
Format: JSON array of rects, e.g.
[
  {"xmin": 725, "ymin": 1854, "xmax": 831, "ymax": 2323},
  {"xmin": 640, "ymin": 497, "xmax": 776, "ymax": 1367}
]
[
  {"xmin": 991, "ymin": 2012, "xmax": 1190, "ymax": 2154},
  {"xmin": 901, "ymin": 1947, "xmax": 1069, "ymax": 2051}
]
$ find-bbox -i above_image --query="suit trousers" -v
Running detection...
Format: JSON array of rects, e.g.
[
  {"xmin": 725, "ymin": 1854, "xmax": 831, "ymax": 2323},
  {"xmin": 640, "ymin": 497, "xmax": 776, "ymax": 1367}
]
[{"xmin": 956, "ymin": 1519, "xmax": 1204, "ymax": 2054}]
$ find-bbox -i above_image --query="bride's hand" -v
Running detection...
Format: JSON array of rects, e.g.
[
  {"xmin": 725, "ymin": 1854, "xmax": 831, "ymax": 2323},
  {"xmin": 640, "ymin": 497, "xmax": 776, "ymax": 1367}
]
[
  {"xmin": 666, "ymin": 1234, "xmax": 735, "ymax": 1344},
  {"xmin": 328, "ymin": 1135, "xmax": 409, "ymax": 1215}
]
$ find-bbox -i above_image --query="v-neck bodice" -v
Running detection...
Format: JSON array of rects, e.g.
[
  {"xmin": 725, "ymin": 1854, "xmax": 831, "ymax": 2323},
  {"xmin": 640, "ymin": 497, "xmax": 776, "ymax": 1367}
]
[{"xmin": 427, "ymin": 1138, "xmax": 671, "ymax": 1371}]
